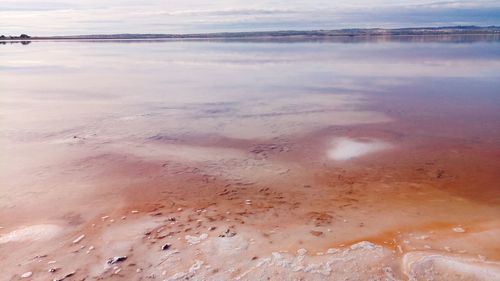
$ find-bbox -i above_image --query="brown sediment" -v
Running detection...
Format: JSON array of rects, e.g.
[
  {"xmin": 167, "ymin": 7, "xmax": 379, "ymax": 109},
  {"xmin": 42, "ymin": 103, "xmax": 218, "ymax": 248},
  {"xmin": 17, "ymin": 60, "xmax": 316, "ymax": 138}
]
[
  {"xmin": 66, "ymin": 97, "xmax": 500, "ymax": 253},
  {"xmin": 2, "ymin": 105, "xmax": 499, "ymax": 280},
  {"xmin": 109, "ymin": 90, "xmax": 500, "ymax": 259}
]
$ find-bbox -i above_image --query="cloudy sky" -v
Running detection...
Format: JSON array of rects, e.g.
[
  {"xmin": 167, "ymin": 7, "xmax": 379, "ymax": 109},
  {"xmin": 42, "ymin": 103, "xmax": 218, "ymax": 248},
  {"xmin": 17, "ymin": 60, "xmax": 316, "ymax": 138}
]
[{"xmin": 1, "ymin": 0, "xmax": 499, "ymax": 36}]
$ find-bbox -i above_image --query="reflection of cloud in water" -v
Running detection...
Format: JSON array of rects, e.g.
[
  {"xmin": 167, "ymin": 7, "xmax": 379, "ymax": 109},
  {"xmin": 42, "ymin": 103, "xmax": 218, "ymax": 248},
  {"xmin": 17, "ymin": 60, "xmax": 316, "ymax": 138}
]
[
  {"xmin": 108, "ymin": 94, "xmax": 391, "ymax": 141},
  {"xmin": 328, "ymin": 138, "xmax": 390, "ymax": 161}
]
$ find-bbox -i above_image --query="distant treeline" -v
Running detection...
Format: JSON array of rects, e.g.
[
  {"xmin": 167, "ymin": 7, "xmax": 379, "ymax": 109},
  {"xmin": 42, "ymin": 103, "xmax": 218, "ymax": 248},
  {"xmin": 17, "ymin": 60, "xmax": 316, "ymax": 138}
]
[
  {"xmin": 2, "ymin": 26, "xmax": 500, "ymax": 41},
  {"xmin": 1, "ymin": 34, "xmax": 31, "ymax": 40}
]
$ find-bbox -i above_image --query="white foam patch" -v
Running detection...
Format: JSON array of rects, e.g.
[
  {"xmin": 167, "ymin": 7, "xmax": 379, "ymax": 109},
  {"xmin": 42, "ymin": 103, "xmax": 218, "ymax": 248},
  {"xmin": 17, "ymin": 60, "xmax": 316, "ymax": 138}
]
[
  {"xmin": 328, "ymin": 138, "xmax": 390, "ymax": 161},
  {"xmin": 0, "ymin": 224, "xmax": 63, "ymax": 244}
]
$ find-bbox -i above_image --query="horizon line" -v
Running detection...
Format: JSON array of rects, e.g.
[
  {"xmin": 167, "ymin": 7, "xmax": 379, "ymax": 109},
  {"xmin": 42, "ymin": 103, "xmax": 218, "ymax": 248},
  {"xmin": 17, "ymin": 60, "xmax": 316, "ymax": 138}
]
[{"xmin": 2, "ymin": 25, "xmax": 500, "ymax": 39}]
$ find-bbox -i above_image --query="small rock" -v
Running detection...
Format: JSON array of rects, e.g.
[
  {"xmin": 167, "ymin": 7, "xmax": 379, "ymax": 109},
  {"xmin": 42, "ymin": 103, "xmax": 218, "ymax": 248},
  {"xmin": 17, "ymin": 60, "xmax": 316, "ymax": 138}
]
[
  {"xmin": 452, "ymin": 226, "xmax": 465, "ymax": 233},
  {"xmin": 107, "ymin": 256, "xmax": 128, "ymax": 265},
  {"xmin": 21, "ymin": 272, "xmax": 32, "ymax": 278},
  {"xmin": 219, "ymin": 229, "xmax": 237, "ymax": 238},
  {"xmin": 86, "ymin": 245, "xmax": 95, "ymax": 254},
  {"xmin": 131, "ymin": 210, "xmax": 139, "ymax": 214},
  {"xmin": 113, "ymin": 268, "xmax": 122, "ymax": 275},
  {"xmin": 101, "ymin": 216, "xmax": 110, "ymax": 221},
  {"xmin": 48, "ymin": 268, "xmax": 60, "ymax": 273},
  {"xmin": 161, "ymin": 243, "xmax": 171, "ymax": 251},
  {"xmin": 72, "ymin": 234, "xmax": 85, "ymax": 244},
  {"xmin": 310, "ymin": 230, "xmax": 323, "ymax": 237},
  {"xmin": 53, "ymin": 271, "xmax": 76, "ymax": 281}
]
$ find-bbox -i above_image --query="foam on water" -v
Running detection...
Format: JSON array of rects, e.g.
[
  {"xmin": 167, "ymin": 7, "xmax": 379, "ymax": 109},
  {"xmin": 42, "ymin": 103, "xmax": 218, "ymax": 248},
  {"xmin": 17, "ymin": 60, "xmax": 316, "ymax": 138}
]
[{"xmin": 328, "ymin": 138, "xmax": 390, "ymax": 161}]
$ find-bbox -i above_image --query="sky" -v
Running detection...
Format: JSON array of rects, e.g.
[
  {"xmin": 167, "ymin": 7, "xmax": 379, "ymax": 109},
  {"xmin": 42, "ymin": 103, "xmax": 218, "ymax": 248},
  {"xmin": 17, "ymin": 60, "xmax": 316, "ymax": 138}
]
[{"xmin": 1, "ymin": 0, "xmax": 499, "ymax": 36}]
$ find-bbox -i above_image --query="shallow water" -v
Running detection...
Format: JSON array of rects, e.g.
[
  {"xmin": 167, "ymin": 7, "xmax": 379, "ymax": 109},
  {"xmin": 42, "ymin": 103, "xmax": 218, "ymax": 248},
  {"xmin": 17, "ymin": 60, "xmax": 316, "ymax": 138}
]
[{"xmin": 1, "ymin": 37, "xmax": 500, "ymax": 280}]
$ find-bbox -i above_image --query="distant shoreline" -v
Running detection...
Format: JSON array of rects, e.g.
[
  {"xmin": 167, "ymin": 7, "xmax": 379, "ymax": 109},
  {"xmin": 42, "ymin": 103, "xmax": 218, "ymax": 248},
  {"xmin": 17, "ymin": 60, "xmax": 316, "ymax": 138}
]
[{"xmin": 1, "ymin": 26, "xmax": 500, "ymax": 41}]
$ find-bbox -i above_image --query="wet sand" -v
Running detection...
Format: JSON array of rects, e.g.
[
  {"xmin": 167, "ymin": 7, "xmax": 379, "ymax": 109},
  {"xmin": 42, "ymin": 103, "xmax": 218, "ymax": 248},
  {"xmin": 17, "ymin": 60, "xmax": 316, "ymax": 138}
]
[{"xmin": 1, "ymin": 39, "xmax": 500, "ymax": 280}]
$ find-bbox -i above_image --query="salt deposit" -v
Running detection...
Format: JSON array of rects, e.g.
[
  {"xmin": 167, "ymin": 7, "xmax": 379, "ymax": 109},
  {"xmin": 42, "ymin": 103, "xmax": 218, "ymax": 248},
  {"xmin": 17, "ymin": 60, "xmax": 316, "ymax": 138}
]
[
  {"xmin": 402, "ymin": 251, "xmax": 500, "ymax": 280},
  {"xmin": 185, "ymin": 233, "xmax": 208, "ymax": 245},
  {"xmin": 0, "ymin": 224, "xmax": 62, "ymax": 244}
]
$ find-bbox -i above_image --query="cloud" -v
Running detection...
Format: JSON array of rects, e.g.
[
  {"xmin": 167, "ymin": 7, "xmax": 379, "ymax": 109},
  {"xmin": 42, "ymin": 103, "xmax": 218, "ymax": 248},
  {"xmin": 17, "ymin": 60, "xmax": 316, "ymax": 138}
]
[
  {"xmin": 414, "ymin": 0, "xmax": 500, "ymax": 8},
  {"xmin": 0, "ymin": 1, "xmax": 76, "ymax": 11},
  {"xmin": 0, "ymin": 0, "xmax": 499, "ymax": 36},
  {"xmin": 156, "ymin": 8, "xmax": 299, "ymax": 16}
]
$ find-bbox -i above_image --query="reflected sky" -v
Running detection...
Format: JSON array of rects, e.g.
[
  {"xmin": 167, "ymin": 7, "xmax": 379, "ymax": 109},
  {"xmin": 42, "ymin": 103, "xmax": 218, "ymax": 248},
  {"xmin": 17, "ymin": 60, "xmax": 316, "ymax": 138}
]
[
  {"xmin": 1, "ymin": 38, "xmax": 499, "ymax": 163},
  {"xmin": 1, "ymin": 39, "xmax": 500, "ymax": 139}
]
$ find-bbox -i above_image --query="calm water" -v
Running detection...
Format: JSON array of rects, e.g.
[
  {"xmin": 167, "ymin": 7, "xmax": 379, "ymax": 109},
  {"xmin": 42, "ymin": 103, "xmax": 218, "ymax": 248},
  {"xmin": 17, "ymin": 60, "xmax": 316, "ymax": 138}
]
[
  {"xmin": 2, "ymin": 38, "xmax": 500, "ymax": 142},
  {"xmin": 2, "ymin": 37, "xmax": 500, "ymax": 209},
  {"xmin": 1, "ymin": 36, "xmax": 500, "ymax": 280},
  {"xmin": 2, "ymin": 36, "xmax": 500, "ymax": 212}
]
